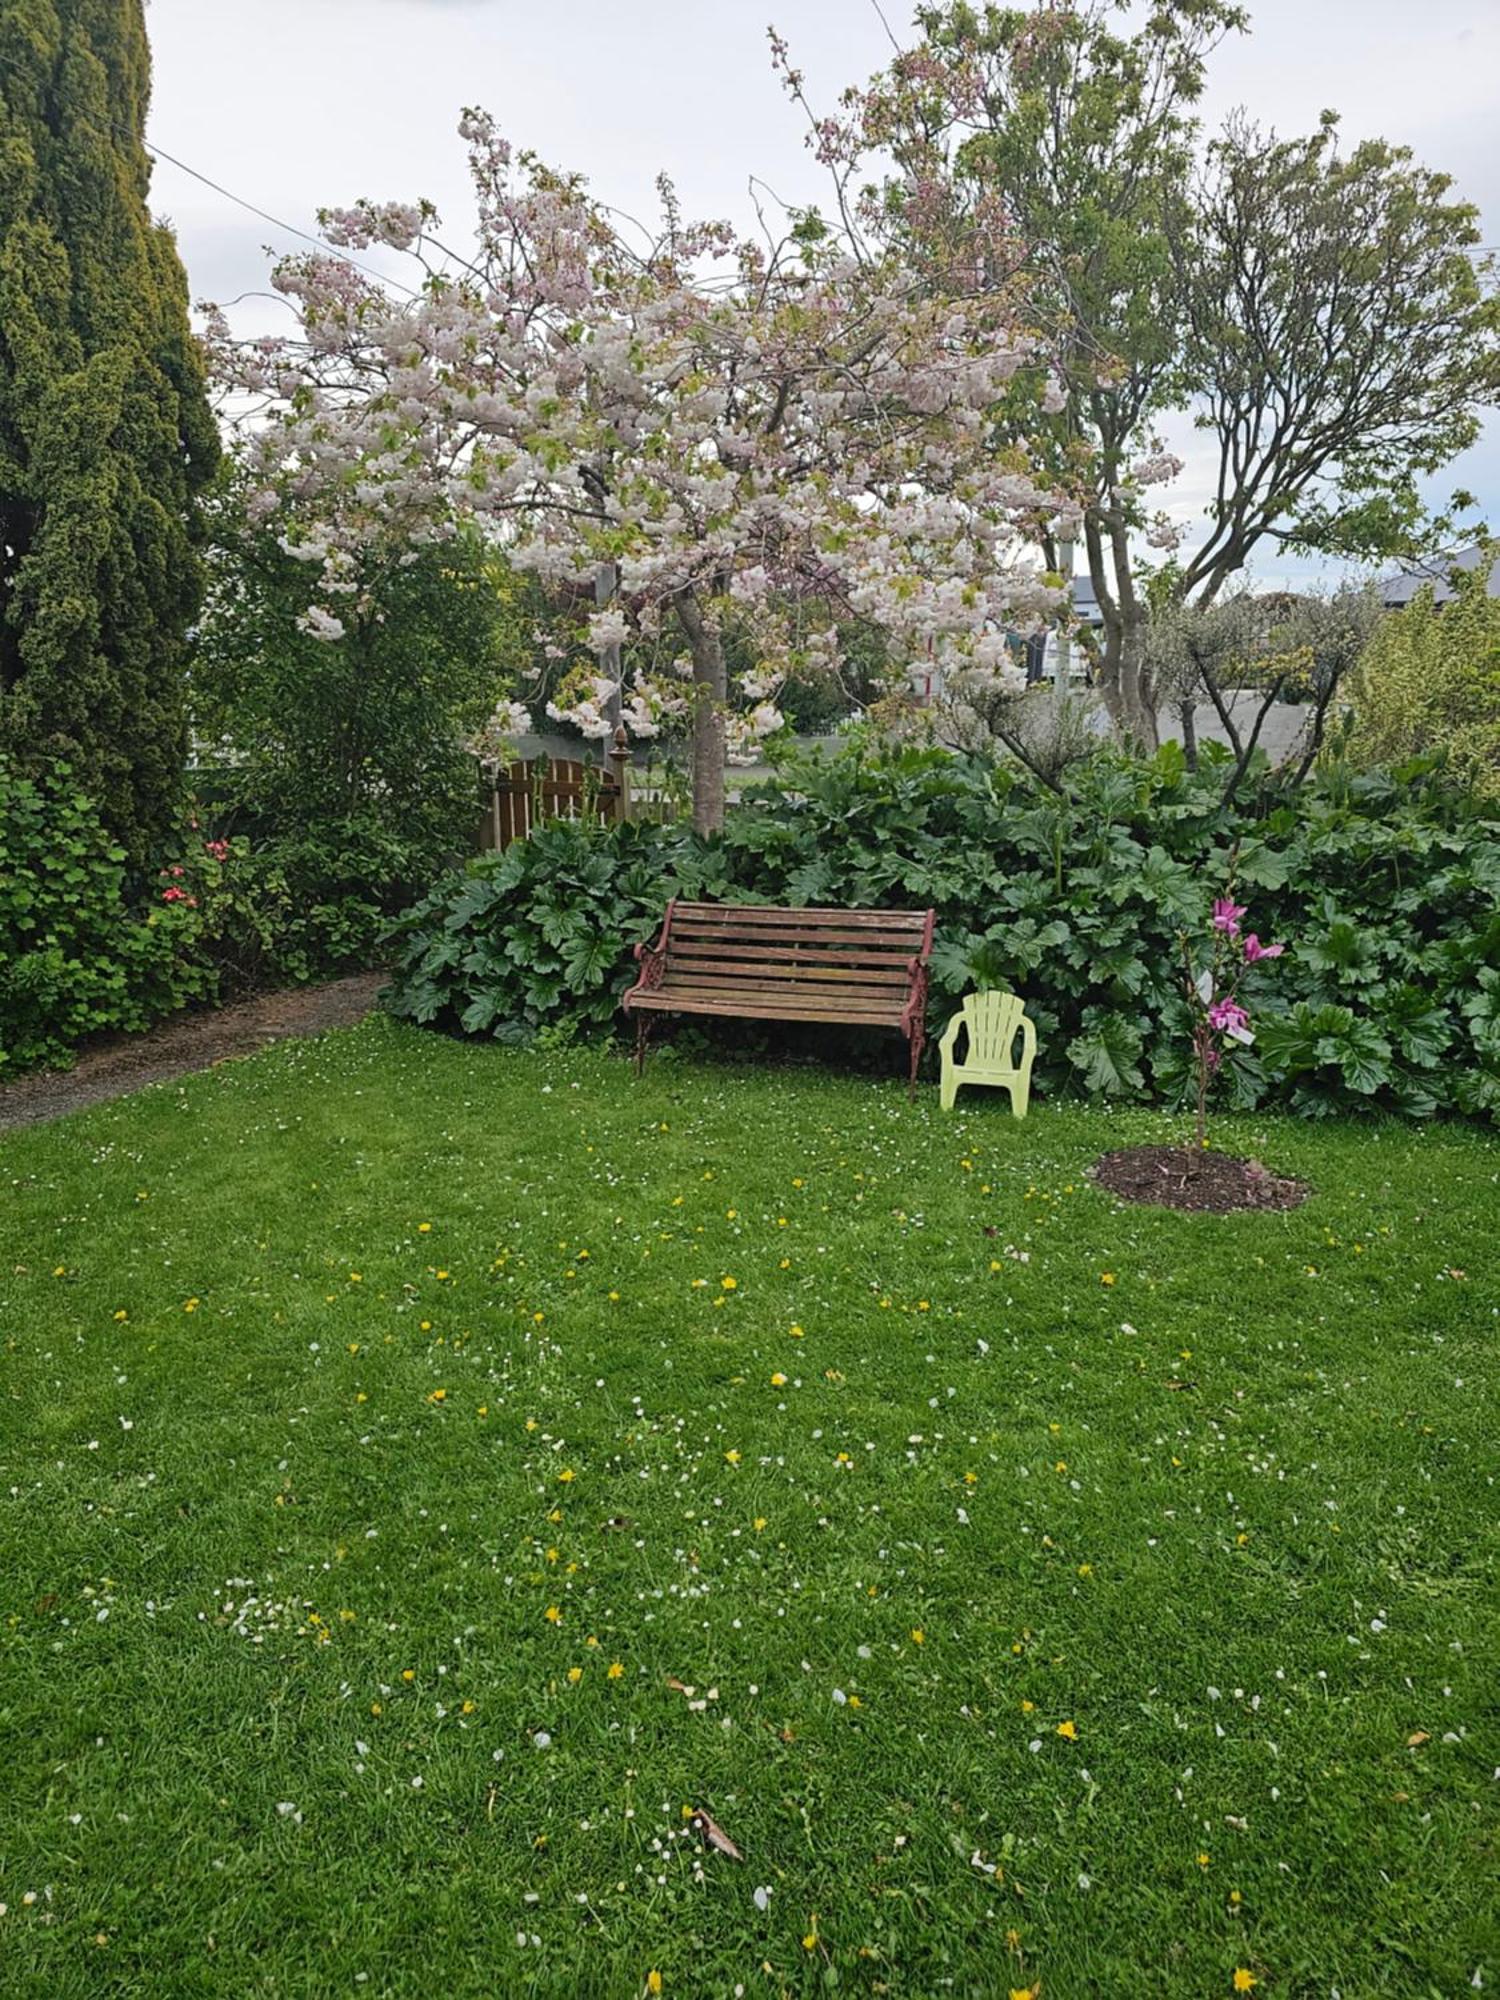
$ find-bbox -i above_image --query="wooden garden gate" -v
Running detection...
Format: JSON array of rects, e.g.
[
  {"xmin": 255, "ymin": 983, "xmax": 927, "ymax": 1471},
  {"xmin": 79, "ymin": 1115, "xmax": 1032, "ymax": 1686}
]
[{"xmin": 477, "ymin": 742, "xmax": 632, "ymax": 853}]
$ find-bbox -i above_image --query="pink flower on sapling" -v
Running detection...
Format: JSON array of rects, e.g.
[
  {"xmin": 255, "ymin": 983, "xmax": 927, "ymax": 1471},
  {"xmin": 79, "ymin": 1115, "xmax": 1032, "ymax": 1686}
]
[
  {"xmin": 1211, "ymin": 897, "xmax": 1246, "ymax": 936},
  {"xmin": 1208, "ymin": 997, "xmax": 1250, "ymax": 1037},
  {"xmin": 1242, "ymin": 934, "xmax": 1283, "ymax": 962}
]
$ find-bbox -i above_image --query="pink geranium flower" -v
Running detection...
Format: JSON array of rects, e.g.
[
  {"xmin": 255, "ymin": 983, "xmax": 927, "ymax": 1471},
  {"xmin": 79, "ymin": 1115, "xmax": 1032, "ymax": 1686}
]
[
  {"xmin": 1211, "ymin": 897, "xmax": 1246, "ymax": 936},
  {"xmin": 1242, "ymin": 934, "xmax": 1283, "ymax": 962}
]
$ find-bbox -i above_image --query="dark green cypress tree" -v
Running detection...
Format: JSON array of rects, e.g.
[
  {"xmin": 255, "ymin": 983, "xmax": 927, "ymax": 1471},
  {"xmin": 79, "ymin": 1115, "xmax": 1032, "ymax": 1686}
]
[{"xmin": 0, "ymin": 0, "xmax": 218, "ymax": 865}]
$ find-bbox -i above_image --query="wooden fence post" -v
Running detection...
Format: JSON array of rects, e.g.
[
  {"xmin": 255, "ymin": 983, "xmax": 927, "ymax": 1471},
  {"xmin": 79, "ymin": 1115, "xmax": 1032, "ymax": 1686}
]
[{"xmin": 607, "ymin": 725, "xmax": 633, "ymax": 826}]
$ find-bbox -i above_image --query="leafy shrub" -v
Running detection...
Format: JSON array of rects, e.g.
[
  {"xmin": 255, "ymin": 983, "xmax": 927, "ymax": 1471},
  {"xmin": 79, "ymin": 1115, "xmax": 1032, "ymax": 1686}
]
[
  {"xmin": 192, "ymin": 496, "xmax": 528, "ymax": 979},
  {"xmin": 385, "ymin": 819, "xmax": 711, "ymax": 1044},
  {"xmin": 0, "ymin": 758, "xmax": 209, "ymax": 1072},
  {"xmin": 384, "ymin": 740, "xmax": 1500, "ymax": 1121},
  {"xmin": 1352, "ymin": 553, "xmax": 1500, "ymax": 799}
]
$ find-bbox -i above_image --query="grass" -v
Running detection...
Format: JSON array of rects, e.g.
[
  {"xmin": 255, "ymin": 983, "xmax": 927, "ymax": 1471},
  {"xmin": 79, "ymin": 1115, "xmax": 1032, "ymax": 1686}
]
[{"xmin": 1, "ymin": 1017, "xmax": 1497, "ymax": 2000}]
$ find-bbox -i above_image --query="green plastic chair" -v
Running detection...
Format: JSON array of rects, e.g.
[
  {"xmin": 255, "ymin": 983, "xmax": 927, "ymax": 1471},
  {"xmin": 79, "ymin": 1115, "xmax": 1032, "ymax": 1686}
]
[{"xmin": 939, "ymin": 990, "xmax": 1036, "ymax": 1116}]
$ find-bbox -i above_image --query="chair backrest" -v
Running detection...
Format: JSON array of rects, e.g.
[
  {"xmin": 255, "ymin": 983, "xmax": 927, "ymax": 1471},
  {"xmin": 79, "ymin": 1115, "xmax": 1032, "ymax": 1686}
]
[{"xmin": 964, "ymin": 989, "xmax": 1028, "ymax": 1065}]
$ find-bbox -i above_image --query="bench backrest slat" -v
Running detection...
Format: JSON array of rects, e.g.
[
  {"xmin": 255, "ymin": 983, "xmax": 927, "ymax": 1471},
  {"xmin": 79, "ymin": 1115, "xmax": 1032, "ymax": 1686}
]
[{"xmin": 673, "ymin": 901, "xmax": 928, "ymax": 932}]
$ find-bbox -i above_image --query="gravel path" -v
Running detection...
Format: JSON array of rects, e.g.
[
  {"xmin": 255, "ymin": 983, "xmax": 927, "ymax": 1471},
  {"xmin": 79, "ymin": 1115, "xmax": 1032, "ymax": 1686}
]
[{"xmin": 0, "ymin": 973, "xmax": 386, "ymax": 1134}]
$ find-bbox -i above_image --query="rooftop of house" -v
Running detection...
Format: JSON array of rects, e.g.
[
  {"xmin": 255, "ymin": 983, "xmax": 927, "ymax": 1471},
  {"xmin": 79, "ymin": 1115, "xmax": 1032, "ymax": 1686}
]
[{"xmin": 1380, "ymin": 543, "xmax": 1500, "ymax": 610}]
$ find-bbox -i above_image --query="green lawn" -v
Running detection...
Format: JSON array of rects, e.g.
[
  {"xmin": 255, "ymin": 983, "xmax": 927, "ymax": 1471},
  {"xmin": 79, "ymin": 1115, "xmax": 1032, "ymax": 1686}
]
[{"xmin": 2, "ymin": 1018, "xmax": 1497, "ymax": 1999}]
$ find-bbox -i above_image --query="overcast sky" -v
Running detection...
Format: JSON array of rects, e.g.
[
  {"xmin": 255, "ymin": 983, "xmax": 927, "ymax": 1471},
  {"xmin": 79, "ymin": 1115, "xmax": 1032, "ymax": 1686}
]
[{"xmin": 143, "ymin": 0, "xmax": 1499, "ymax": 586}]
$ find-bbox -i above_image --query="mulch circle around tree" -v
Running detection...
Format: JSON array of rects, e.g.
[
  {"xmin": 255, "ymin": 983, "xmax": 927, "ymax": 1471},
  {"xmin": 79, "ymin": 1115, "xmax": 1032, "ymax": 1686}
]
[
  {"xmin": 1092, "ymin": 1144, "xmax": 1309, "ymax": 1214},
  {"xmin": 0, "ymin": 972, "xmax": 386, "ymax": 1135}
]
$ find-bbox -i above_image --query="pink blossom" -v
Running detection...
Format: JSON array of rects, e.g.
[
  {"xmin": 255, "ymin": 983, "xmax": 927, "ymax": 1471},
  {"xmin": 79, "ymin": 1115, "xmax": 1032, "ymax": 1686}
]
[
  {"xmin": 1242, "ymin": 934, "xmax": 1284, "ymax": 962},
  {"xmin": 1211, "ymin": 898, "xmax": 1246, "ymax": 936},
  {"xmin": 203, "ymin": 105, "xmax": 1063, "ymax": 808},
  {"xmin": 1207, "ymin": 997, "xmax": 1249, "ymax": 1035}
]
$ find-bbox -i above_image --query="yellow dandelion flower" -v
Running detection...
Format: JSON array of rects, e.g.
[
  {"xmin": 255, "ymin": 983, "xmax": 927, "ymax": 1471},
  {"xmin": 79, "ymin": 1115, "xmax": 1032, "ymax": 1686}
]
[
  {"xmin": 401, "ymin": 1670, "xmax": 415, "ymax": 1683},
  {"xmin": 770, "ymin": 1372, "xmax": 787, "ymax": 1387},
  {"xmin": 753, "ymin": 1517, "xmax": 767, "ymax": 1531},
  {"xmin": 567, "ymin": 1667, "xmax": 583, "ymax": 1684},
  {"xmin": 428, "ymin": 1388, "xmax": 447, "ymax": 1403},
  {"xmin": 724, "ymin": 1449, "xmax": 741, "ymax": 1465},
  {"xmin": 558, "ymin": 1468, "xmax": 575, "ymax": 1483},
  {"xmin": 721, "ymin": 1276, "xmax": 737, "ymax": 1291},
  {"xmin": 544, "ymin": 1605, "xmax": 562, "ymax": 1624},
  {"xmin": 1197, "ymin": 1852, "xmax": 1211, "ymax": 1869},
  {"xmin": 1233, "ymin": 1974, "xmax": 1257, "ymax": 1994},
  {"xmin": 1100, "ymin": 1272, "xmax": 1116, "ymax": 1286},
  {"xmin": 911, "ymin": 1628, "xmax": 925, "ymax": 1645},
  {"xmin": 607, "ymin": 1662, "xmax": 624, "ymax": 1679},
  {"xmin": 1057, "ymin": 1719, "xmax": 1078, "ymax": 1741},
  {"xmin": 647, "ymin": 1974, "xmax": 663, "ymax": 1996}
]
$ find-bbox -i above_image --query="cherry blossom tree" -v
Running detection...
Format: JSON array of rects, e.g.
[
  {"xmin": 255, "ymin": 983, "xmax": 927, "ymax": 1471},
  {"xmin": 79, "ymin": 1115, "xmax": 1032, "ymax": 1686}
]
[{"xmin": 207, "ymin": 111, "xmax": 1068, "ymax": 831}]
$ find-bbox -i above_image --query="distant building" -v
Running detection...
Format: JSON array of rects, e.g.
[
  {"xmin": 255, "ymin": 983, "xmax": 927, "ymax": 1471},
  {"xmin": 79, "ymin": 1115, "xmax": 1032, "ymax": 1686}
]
[{"xmin": 1380, "ymin": 543, "xmax": 1500, "ymax": 611}]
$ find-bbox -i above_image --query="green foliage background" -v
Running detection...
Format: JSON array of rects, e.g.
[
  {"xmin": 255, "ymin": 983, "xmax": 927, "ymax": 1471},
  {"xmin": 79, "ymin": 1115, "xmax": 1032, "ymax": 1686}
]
[
  {"xmin": 387, "ymin": 742, "xmax": 1500, "ymax": 1122},
  {"xmin": 1352, "ymin": 555, "xmax": 1500, "ymax": 800},
  {"xmin": 191, "ymin": 511, "xmax": 531, "ymax": 978},
  {"xmin": 0, "ymin": 754, "xmax": 207, "ymax": 1071}
]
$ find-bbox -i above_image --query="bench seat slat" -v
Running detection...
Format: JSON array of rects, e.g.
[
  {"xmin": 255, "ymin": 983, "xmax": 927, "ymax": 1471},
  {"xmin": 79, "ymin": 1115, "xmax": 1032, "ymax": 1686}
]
[
  {"xmin": 653, "ymin": 974, "xmax": 909, "ymax": 1010},
  {"xmin": 628, "ymin": 990, "xmax": 904, "ymax": 1025}
]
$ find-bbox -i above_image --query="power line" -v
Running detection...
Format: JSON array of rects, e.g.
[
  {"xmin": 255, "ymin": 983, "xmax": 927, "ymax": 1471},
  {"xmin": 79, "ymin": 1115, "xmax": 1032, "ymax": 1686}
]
[
  {"xmin": 142, "ymin": 132, "xmax": 422, "ymax": 299},
  {"xmin": 0, "ymin": 52, "xmax": 420, "ymax": 298}
]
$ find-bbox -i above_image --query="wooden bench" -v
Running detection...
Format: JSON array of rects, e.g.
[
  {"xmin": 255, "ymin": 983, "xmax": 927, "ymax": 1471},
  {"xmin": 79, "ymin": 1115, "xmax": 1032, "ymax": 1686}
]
[{"xmin": 622, "ymin": 900, "xmax": 936, "ymax": 1094}]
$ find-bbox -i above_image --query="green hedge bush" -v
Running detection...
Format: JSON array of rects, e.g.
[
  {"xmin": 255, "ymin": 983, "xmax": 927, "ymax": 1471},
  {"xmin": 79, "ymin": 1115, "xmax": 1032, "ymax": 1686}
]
[
  {"xmin": 386, "ymin": 741, "xmax": 1500, "ymax": 1121},
  {"xmin": 0, "ymin": 759, "xmax": 210, "ymax": 1073}
]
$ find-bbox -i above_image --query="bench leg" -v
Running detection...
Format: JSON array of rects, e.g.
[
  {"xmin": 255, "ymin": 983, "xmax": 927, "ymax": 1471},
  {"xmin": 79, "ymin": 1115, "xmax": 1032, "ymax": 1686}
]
[
  {"xmin": 908, "ymin": 1025, "xmax": 925, "ymax": 1102},
  {"xmin": 633, "ymin": 1012, "xmax": 652, "ymax": 1078}
]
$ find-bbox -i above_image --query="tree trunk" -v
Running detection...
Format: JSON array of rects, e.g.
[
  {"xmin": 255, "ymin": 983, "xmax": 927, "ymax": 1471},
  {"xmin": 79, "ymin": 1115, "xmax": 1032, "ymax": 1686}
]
[
  {"xmin": 1083, "ymin": 505, "xmax": 1158, "ymax": 752},
  {"xmin": 1178, "ymin": 697, "xmax": 1198, "ymax": 772},
  {"xmin": 1095, "ymin": 605, "xmax": 1159, "ymax": 751},
  {"xmin": 673, "ymin": 590, "xmax": 726, "ymax": 836}
]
